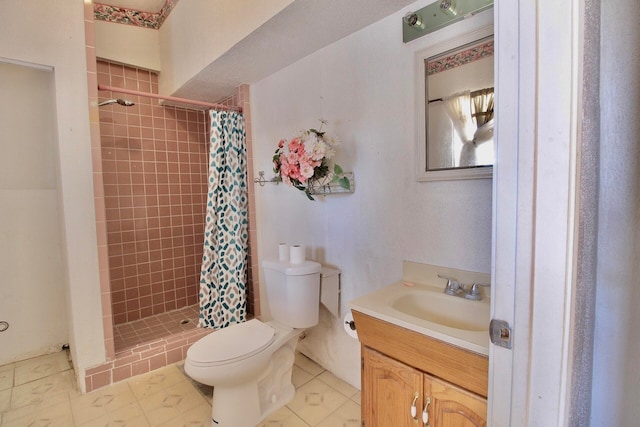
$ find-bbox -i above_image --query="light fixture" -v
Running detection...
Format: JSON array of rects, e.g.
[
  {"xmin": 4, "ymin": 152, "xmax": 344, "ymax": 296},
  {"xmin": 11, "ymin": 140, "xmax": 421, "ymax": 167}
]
[
  {"xmin": 403, "ymin": 12, "xmax": 425, "ymax": 29},
  {"xmin": 439, "ymin": 0, "xmax": 458, "ymax": 16},
  {"xmin": 402, "ymin": 0, "xmax": 494, "ymax": 43}
]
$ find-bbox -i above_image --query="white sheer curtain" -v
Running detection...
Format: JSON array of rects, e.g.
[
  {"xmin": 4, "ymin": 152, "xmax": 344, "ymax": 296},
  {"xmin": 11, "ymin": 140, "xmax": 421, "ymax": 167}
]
[
  {"xmin": 443, "ymin": 91, "xmax": 476, "ymax": 167},
  {"xmin": 471, "ymin": 88, "xmax": 494, "ymax": 148},
  {"xmin": 443, "ymin": 89, "xmax": 495, "ymax": 167}
]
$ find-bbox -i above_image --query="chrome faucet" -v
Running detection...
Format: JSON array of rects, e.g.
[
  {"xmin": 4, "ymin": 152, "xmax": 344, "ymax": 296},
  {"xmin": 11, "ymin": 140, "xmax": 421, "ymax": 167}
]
[
  {"xmin": 465, "ymin": 282, "xmax": 491, "ymax": 301},
  {"xmin": 438, "ymin": 274, "xmax": 490, "ymax": 301},
  {"xmin": 438, "ymin": 274, "xmax": 464, "ymax": 296}
]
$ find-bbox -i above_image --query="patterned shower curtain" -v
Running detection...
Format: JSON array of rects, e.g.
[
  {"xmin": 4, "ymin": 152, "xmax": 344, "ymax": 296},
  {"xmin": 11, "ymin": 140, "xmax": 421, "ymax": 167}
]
[{"xmin": 198, "ymin": 110, "xmax": 248, "ymax": 329}]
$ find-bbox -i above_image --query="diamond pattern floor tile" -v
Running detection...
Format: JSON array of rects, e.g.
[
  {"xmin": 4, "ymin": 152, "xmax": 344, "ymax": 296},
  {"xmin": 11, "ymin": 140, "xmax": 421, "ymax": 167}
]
[
  {"xmin": 286, "ymin": 378, "xmax": 350, "ymax": 426},
  {"xmin": 0, "ymin": 350, "xmax": 360, "ymax": 427},
  {"xmin": 14, "ymin": 352, "xmax": 71, "ymax": 386}
]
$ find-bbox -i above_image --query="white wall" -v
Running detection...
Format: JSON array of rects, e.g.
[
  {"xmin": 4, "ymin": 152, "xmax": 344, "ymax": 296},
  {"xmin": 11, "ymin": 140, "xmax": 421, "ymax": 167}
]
[
  {"xmin": 251, "ymin": 2, "xmax": 493, "ymax": 388},
  {"xmin": 591, "ymin": 0, "xmax": 640, "ymax": 424},
  {"xmin": 0, "ymin": 62, "xmax": 67, "ymax": 364},
  {"xmin": 0, "ymin": 1, "xmax": 105, "ymax": 384},
  {"xmin": 158, "ymin": 0, "xmax": 294, "ymax": 95},
  {"xmin": 95, "ymin": 20, "xmax": 161, "ymax": 71}
]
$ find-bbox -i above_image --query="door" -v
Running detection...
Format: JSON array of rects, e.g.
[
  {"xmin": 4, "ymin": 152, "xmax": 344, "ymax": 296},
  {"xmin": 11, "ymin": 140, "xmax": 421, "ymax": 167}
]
[
  {"xmin": 425, "ymin": 374, "xmax": 487, "ymax": 427},
  {"xmin": 362, "ymin": 347, "xmax": 422, "ymax": 427}
]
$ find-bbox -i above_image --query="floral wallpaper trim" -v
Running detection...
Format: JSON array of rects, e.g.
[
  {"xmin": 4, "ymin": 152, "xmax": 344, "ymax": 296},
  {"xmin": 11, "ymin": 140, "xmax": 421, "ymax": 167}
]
[
  {"xmin": 157, "ymin": 0, "xmax": 179, "ymax": 27},
  {"xmin": 427, "ymin": 40, "xmax": 494, "ymax": 76},
  {"xmin": 94, "ymin": 0, "xmax": 179, "ymax": 29}
]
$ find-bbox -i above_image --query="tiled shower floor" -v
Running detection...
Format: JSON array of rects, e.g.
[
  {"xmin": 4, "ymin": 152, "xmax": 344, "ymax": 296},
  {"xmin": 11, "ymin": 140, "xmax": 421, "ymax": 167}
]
[{"xmin": 114, "ymin": 305, "xmax": 201, "ymax": 352}]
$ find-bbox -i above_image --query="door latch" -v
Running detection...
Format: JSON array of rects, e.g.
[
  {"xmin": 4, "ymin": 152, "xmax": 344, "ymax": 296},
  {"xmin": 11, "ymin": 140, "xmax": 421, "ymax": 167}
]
[{"xmin": 490, "ymin": 319, "xmax": 512, "ymax": 349}]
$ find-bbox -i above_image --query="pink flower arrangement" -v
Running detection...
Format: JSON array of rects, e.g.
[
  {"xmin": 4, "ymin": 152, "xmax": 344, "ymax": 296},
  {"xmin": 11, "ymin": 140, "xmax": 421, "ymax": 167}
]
[{"xmin": 273, "ymin": 121, "xmax": 350, "ymax": 200}]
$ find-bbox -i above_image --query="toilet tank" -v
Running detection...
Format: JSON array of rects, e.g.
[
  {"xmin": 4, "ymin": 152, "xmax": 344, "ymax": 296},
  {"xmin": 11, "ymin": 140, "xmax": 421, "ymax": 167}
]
[{"xmin": 262, "ymin": 259, "xmax": 321, "ymax": 328}]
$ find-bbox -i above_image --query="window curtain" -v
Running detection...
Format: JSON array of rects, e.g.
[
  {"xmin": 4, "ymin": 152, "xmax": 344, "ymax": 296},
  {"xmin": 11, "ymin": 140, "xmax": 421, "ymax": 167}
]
[
  {"xmin": 443, "ymin": 91, "xmax": 477, "ymax": 167},
  {"xmin": 198, "ymin": 110, "xmax": 248, "ymax": 329},
  {"xmin": 443, "ymin": 89, "xmax": 495, "ymax": 166},
  {"xmin": 471, "ymin": 88, "xmax": 495, "ymax": 147}
]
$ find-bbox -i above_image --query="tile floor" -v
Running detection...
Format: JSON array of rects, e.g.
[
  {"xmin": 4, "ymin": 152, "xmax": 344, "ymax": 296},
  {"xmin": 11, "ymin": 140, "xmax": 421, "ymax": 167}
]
[{"xmin": 0, "ymin": 350, "xmax": 361, "ymax": 426}]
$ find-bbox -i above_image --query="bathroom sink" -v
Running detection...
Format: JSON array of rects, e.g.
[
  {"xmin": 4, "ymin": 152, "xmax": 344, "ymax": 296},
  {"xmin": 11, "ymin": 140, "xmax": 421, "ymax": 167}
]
[
  {"xmin": 391, "ymin": 291, "xmax": 489, "ymax": 332},
  {"xmin": 350, "ymin": 279, "xmax": 491, "ymax": 355}
]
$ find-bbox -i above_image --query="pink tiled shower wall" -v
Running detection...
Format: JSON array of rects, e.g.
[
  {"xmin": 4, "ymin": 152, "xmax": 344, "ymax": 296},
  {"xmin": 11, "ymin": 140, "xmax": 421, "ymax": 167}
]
[{"xmin": 97, "ymin": 60, "xmax": 206, "ymax": 325}]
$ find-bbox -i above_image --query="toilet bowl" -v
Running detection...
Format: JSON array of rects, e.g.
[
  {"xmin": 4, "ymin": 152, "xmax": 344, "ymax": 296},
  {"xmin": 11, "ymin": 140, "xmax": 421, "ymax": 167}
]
[
  {"xmin": 185, "ymin": 319, "xmax": 302, "ymax": 426},
  {"xmin": 184, "ymin": 259, "xmax": 322, "ymax": 427}
]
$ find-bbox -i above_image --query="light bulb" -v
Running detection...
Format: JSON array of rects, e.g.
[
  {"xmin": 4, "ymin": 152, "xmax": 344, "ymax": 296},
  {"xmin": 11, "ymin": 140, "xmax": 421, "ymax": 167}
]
[
  {"xmin": 403, "ymin": 12, "xmax": 425, "ymax": 29},
  {"xmin": 440, "ymin": 0, "xmax": 458, "ymax": 16}
]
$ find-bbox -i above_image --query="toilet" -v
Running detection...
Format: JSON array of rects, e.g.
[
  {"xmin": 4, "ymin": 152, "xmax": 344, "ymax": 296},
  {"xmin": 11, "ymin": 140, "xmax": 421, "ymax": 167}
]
[{"xmin": 184, "ymin": 258, "xmax": 322, "ymax": 427}]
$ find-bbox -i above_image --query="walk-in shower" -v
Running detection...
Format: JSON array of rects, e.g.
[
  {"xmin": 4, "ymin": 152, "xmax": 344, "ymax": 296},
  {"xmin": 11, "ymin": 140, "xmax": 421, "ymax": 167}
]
[
  {"xmin": 83, "ymin": 59, "xmax": 258, "ymax": 393},
  {"xmin": 97, "ymin": 61, "xmax": 207, "ymax": 353}
]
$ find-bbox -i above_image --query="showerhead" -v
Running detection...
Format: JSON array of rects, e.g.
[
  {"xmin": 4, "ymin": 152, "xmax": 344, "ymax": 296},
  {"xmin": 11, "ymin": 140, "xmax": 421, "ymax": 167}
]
[{"xmin": 98, "ymin": 98, "xmax": 135, "ymax": 107}]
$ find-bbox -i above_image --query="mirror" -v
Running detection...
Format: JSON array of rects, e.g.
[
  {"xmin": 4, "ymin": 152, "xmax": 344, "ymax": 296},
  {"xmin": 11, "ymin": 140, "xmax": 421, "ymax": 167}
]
[{"xmin": 415, "ymin": 26, "xmax": 494, "ymax": 181}]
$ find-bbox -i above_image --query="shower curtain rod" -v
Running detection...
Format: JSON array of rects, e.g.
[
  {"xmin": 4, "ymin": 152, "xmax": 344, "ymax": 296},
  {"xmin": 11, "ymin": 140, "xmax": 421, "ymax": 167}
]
[{"xmin": 97, "ymin": 84, "xmax": 242, "ymax": 112}]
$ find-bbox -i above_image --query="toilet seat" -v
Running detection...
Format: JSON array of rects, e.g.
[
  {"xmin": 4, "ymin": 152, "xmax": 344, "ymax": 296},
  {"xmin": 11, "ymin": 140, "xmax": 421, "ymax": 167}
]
[{"xmin": 187, "ymin": 319, "xmax": 275, "ymax": 367}]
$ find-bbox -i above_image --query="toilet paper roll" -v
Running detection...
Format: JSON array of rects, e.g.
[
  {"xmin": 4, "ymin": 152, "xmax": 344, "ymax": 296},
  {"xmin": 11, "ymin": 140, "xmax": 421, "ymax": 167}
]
[
  {"xmin": 278, "ymin": 243, "xmax": 289, "ymax": 261},
  {"xmin": 290, "ymin": 244, "xmax": 305, "ymax": 264},
  {"xmin": 343, "ymin": 312, "xmax": 358, "ymax": 339}
]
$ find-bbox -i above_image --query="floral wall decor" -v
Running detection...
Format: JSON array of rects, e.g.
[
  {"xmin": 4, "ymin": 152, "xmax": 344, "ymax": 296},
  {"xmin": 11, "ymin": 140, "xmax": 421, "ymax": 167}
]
[{"xmin": 273, "ymin": 120, "xmax": 351, "ymax": 200}]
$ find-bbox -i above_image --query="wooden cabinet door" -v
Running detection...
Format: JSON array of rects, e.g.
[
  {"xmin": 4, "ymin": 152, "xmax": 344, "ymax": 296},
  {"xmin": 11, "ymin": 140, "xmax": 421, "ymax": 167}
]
[
  {"xmin": 362, "ymin": 347, "xmax": 423, "ymax": 427},
  {"xmin": 424, "ymin": 374, "xmax": 487, "ymax": 427}
]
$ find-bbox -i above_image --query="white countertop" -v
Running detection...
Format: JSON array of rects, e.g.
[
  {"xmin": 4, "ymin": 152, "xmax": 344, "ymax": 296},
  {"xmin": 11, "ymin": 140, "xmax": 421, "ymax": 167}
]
[{"xmin": 349, "ymin": 279, "xmax": 490, "ymax": 356}]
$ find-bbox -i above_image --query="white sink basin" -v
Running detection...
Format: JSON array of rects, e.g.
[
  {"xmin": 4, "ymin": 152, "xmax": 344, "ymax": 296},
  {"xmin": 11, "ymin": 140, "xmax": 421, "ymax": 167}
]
[
  {"xmin": 350, "ymin": 281, "xmax": 490, "ymax": 355},
  {"xmin": 391, "ymin": 290, "xmax": 489, "ymax": 332}
]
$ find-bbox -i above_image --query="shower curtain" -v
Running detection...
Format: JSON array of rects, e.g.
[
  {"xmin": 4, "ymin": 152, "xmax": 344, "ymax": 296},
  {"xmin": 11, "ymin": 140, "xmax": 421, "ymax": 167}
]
[{"xmin": 198, "ymin": 110, "xmax": 248, "ymax": 329}]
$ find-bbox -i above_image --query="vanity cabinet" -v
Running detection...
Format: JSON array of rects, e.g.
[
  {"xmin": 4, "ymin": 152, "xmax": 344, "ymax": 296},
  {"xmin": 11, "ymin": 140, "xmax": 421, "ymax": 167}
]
[
  {"xmin": 363, "ymin": 346, "xmax": 422, "ymax": 426},
  {"xmin": 425, "ymin": 372, "xmax": 486, "ymax": 427},
  {"xmin": 354, "ymin": 311, "xmax": 488, "ymax": 427},
  {"xmin": 364, "ymin": 348, "xmax": 486, "ymax": 426}
]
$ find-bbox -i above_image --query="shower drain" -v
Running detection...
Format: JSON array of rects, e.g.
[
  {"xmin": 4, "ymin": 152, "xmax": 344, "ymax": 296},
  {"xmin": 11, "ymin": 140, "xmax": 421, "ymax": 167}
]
[{"xmin": 180, "ymin": 319, "xmax": 191, "ymax": 325}]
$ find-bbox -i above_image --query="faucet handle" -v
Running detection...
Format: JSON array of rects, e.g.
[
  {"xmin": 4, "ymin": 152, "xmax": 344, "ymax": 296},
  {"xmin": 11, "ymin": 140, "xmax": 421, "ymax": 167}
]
[
  {"xmin": 465, "ymin": 282, "xmax": 491, "ymax": 300},
  {"xmin": 438, "ymin": 274, "xmax": 460, "ymax": 295},
  {"xmin": 472, "ymin": 282, "xmax": 491, "ymax": 289}
]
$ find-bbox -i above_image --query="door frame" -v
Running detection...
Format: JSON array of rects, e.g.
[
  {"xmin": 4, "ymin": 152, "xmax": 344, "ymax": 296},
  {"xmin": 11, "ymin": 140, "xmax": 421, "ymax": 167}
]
[{"xmin": 489, "ymin": 0, "xmax": 583, "ymax": 425}]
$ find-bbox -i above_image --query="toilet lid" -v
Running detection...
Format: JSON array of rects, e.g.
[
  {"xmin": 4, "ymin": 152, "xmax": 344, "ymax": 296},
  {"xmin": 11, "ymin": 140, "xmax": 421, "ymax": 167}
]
[{"xmin": 188, "ymin": 319, "xmax": 275, "ymax": 364}]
